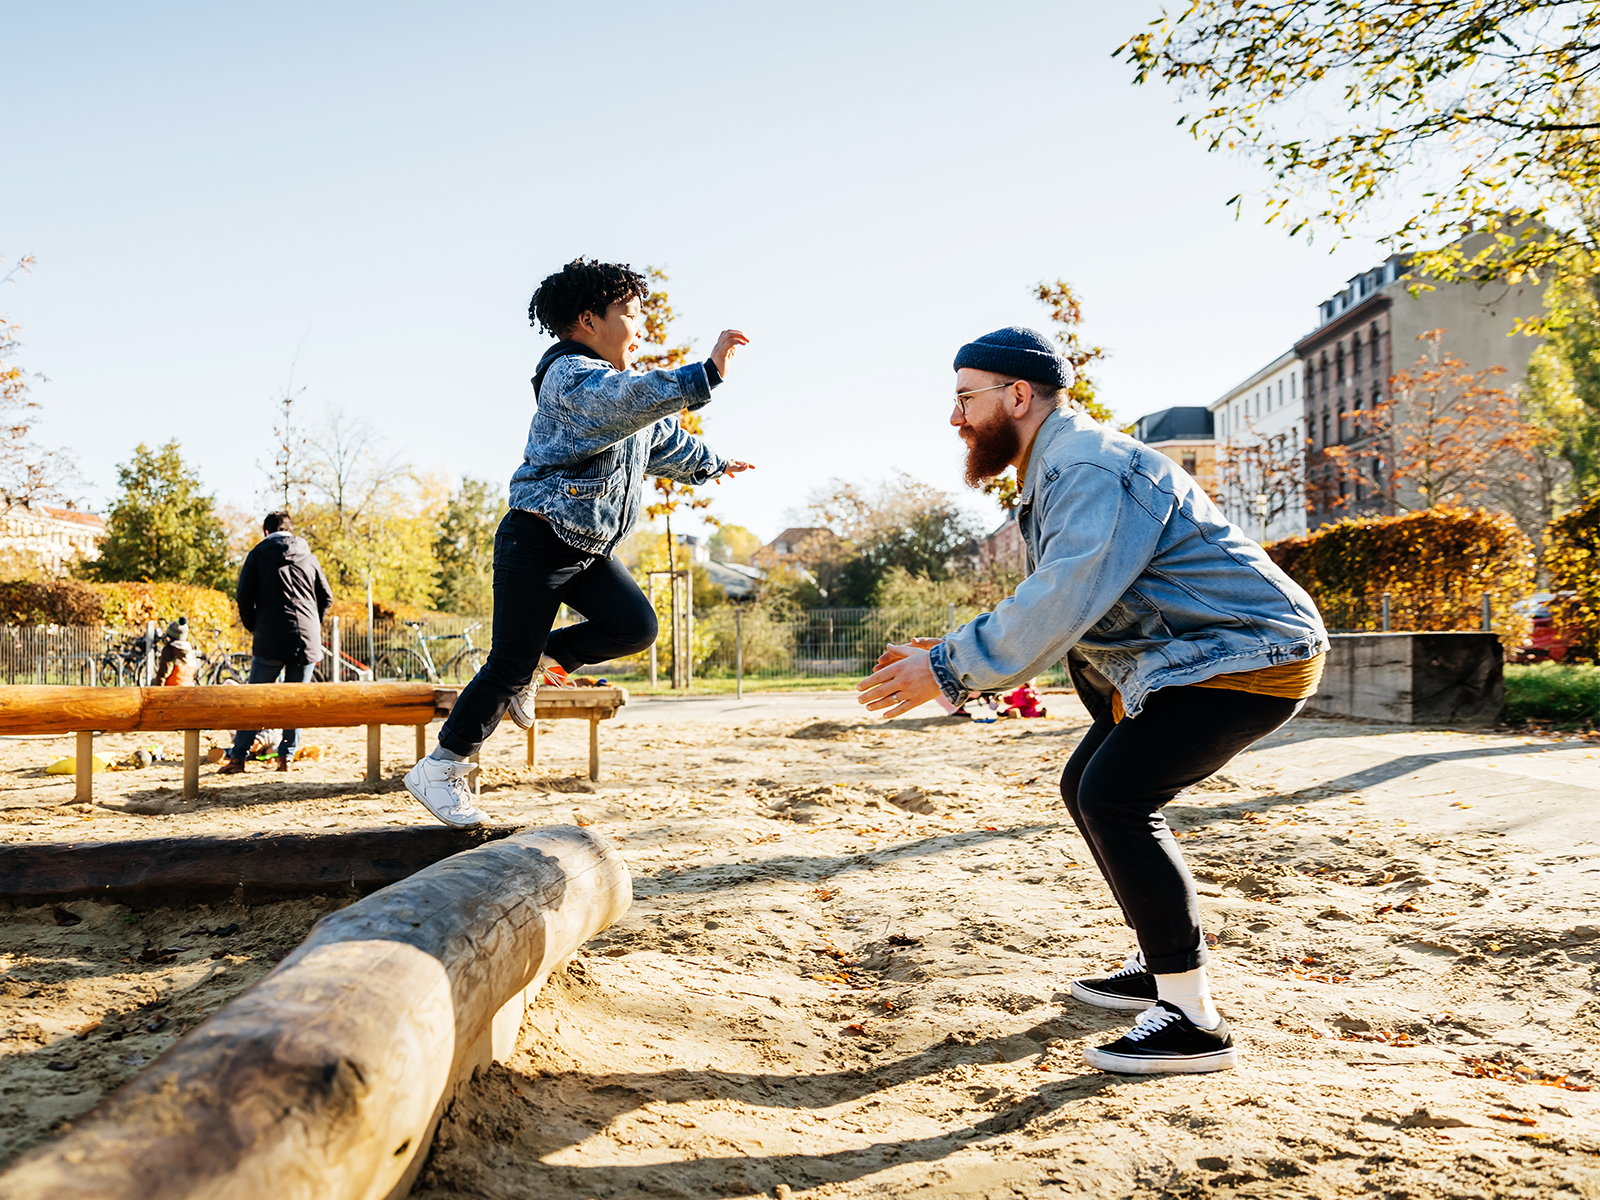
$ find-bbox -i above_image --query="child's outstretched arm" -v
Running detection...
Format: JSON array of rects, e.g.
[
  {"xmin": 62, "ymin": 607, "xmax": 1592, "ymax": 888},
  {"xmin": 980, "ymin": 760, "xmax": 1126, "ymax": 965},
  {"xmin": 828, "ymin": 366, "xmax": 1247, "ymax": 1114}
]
[
  {"xmin": 645, "ymin": 417, "xmax": 753, "ymax": 485},
  {"xmin": 546, "ymin": 329, "xmax": 749, "ymax": 445}
]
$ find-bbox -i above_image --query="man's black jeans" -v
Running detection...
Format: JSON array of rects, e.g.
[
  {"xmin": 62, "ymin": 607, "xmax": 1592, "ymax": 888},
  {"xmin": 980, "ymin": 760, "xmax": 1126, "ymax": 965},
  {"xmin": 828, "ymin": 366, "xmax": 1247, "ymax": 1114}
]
[
  {"xmin": 1060, "ymin": 684, "xmax": 1302, "ymax": 974},
  {"xmin": 438, "ymin": 510, "xmax": 656, "ymax": 756}
]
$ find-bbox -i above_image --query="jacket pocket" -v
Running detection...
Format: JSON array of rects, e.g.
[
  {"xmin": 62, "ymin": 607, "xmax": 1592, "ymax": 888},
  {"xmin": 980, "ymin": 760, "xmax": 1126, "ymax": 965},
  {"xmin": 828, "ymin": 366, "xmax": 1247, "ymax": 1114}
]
[{"xmin": 556, "ymin": 475, "xmax": 613, "ymax": 499}]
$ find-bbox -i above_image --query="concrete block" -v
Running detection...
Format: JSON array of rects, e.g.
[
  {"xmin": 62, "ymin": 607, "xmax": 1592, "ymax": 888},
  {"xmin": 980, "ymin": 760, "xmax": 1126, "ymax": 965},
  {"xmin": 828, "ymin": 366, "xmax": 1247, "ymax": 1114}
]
[{"xmin": 1306, "ymin": 632, "xmax": 1503, "ymax": 727}]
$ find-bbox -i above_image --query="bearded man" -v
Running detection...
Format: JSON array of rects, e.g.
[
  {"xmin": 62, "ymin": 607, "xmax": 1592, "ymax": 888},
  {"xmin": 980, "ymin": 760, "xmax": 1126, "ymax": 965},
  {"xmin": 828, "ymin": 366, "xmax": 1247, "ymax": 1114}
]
[{"xmin": 858, "ymin": 326, "xmax": 1329, "ymax": 1075}]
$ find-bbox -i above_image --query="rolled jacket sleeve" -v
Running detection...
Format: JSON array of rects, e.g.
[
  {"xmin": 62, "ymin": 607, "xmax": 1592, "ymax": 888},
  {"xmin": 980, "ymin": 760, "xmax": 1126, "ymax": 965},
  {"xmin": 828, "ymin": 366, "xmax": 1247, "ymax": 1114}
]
[{"xmin": 936, "ymin": 462, "xmax": 1165, "ymax": 697}]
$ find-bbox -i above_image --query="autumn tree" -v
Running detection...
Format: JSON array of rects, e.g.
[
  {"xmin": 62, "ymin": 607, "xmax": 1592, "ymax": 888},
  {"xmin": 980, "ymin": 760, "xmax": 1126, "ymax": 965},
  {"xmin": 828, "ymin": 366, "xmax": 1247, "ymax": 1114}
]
[
  {"xmin": 1367, "ymin": 332, "xmax": 1549, "ymax": 527},
  {"xmin": 635, "ymin": 266, "xmax": 721, "ymax": 570},
  {"xmin": 87, "ymin": 441, "xmax": 231, "ymax": 589},
  {"xmin": 434, "ymin": 476, "xmax": 506, "ymax": 615},
  {"xmin": 709, "ymin": 524, "xmax": 762, "ymax": 564},
  {"xmin": 1121, "ymin": 3, "xmax": 1600, "ymax": 301},
  {"xmin": 1217, "ymin": 424, "xmax": 1307, "ymax": 540},
  {"xmin": 982, "ymin": 280, "xmax": 1115, "ymax": 514},
  {"xmin": 0, "ymin": 254, "xmax": 79, "ymax": 505},
  {"xmin": 1523, "ymin": 276, "xmax": 1600, "ymax": 503}
]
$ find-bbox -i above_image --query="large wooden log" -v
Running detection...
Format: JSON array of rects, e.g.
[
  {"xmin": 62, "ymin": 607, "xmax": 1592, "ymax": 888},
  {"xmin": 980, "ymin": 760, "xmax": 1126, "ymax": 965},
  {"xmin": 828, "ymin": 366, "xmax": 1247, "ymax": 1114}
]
[
  {"xmin": 0, "ymin": 826, "xmax": 520, "ymax": 908},
  {"xmin": 0, "ymin": 682, "xmax": 440, "ymax": 736},
  {"xmin": 0, "ymin": 824, "xmax": 631, "ymax": 1200}
]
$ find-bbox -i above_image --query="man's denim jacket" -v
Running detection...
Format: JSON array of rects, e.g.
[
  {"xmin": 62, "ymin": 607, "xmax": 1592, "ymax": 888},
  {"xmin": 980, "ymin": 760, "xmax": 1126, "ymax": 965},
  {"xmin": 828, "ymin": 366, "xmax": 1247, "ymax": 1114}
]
[
  {"xmin": 507, "ymin": 348, "xmax": 728, "ymax": 556},
  {"xmin": 930, "ymin": 408, "xmax": 1328, "ymax": 718}
]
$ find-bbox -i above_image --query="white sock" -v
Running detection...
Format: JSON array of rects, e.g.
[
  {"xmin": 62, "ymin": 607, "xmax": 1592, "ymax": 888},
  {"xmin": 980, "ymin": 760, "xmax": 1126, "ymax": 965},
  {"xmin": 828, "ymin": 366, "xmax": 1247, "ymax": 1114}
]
[
  {"xmin": 1155, "ymin": 966, "xmax": 1221, "ymax": 1030},
  {"xmin": 430, "ymin": 745, "xmax": 469, "ymax": 763}
]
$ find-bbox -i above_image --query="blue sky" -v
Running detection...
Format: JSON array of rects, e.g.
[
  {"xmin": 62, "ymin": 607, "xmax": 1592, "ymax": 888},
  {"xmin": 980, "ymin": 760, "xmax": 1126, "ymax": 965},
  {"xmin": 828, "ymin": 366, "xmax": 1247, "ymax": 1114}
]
[{"xmin": 3, "ymin": 0, "xmax": 1386, "ymax": 541}]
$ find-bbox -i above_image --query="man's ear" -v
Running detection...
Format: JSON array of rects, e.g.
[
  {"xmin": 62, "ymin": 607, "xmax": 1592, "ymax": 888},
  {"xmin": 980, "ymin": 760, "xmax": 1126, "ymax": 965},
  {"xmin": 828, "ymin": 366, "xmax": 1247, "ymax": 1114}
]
[{"xmin": 1012, "ymin": 380, "xmax": 1035, "ymax": 416}]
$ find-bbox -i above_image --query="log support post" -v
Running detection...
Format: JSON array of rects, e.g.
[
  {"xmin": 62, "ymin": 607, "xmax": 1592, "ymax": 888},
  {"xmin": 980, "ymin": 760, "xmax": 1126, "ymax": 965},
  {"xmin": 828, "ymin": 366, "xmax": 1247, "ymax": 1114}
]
[
  {"xmin": 183, "ymin": 729, "xmax": 199, "ymax": 800},
  {"xmin": 0, "ymin": 826, "xmax": 632, "ymax": 1200},
  {"xmin": 526, "ymin": 724, "xmax": 537, "ymax": 769},
  {"xmin": 366, "ymin": 723, "xmax": 381, "ymax": 783},
  {"xmin": 588, "ymin": 716, "xmax": 600, "ymax": 782},
  {"xmin": 415, "ymin": 723, "xmax": 427, "ymax": 763},
  {"xmin": 75, "ymin": 731, "xmax": 93, "ymax": 803}
]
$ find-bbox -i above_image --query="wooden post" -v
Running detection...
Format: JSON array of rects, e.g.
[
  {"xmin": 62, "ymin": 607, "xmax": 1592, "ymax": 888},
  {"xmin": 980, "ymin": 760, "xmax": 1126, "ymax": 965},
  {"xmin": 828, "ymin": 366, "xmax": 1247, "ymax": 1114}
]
[
  {"xmin": 647, "ymin": 574, "xmax": 657, "ymax": 688},
  {"xmin": 415, "ymin": 723, "xmax": 427, "ymax": 763},
  {"xmin": 0, "ymin": 826, "xmax": 632, "ymax": 1200},
  {"xmin": 588, "ymin": 716, "xmax": 600, "ymax": 782},
  {"xmin": 74, "ymin": 730, "xmax": 92, "ymax": 803},
  {"xmin": 183, "ymin": 729, "xmax": 199, "ymax": 800},
  {"xmin": 366, "ymin": 724, "xmax": 381, "ymax": 783},
  {"xmin": 685, "ymin": 567, "xmax": 694, "ymax": 691},
  {"xmin": 526, "ymin": 724, "xmax": 537, "ymax": 769},
  {"xmin": 330, "ymin": 616, "xmax": 341, "ymax": 684},
  {"xmin": 735, "ymin": 605, "xmax": 743, "ymax": 701}
]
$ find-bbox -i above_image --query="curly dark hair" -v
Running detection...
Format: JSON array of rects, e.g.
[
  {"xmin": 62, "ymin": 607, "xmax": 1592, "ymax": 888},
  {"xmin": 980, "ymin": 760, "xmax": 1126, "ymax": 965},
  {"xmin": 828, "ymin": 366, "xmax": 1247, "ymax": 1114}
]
[{"xmin": 529, "ymin": 257, "xmax": 649, "ymax": 336}]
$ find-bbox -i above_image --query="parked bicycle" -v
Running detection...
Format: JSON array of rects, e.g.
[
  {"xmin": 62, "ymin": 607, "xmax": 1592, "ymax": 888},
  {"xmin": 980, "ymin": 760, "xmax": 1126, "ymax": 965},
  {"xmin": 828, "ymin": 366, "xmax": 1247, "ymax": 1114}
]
[
  {"xmin": 95, "ymin": 629, "xmax": 153, "ymax": 687},
  {"xmin": 196, "ymin": 627, "xmax": 252, "ymax": 686},
  {"xmin": 373, "ymin": 620, "xmax": 486, "ymax": 683}
]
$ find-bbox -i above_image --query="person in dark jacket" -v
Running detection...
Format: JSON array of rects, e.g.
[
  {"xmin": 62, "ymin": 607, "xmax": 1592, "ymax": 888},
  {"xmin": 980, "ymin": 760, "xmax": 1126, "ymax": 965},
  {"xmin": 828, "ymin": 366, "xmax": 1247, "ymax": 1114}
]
[{"xmin": 219, "ymin": 511, "xmax": 333, "ymax": 774}]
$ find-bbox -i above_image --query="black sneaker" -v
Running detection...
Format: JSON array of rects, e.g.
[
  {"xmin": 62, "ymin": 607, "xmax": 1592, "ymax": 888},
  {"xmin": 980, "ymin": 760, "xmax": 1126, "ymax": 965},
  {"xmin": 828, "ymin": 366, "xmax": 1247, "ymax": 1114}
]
[
  {"xmin": 1083, "ymin": 1000, "xmax": 1238, "ymax": 1074},
  {"xmin": 1070, "ymin": 956, "xmax": 1158, "ymax": 1011}
]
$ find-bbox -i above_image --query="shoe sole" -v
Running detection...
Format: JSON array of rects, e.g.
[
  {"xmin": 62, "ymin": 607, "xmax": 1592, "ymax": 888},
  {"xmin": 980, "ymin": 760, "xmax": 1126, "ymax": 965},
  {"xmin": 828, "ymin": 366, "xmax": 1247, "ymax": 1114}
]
[
  {"xmin": 1070, "ymin": 979, "xmax": 1158, "ymax": 1012},
  {"xmin": 404, "ymin": 767, "xmax": 486, "ymax": 829},
  {"xmin": 1082, "ymin": 1045, "xmax": 1239, "ymax": 1074}
]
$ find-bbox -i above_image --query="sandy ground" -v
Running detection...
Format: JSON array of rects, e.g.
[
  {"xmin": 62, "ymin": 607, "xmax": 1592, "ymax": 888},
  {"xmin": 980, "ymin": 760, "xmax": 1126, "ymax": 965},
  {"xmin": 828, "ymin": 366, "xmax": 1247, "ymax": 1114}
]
[{"xmin": 2, "ymin": 696, "xmax": 1600, "ymax": 1197}]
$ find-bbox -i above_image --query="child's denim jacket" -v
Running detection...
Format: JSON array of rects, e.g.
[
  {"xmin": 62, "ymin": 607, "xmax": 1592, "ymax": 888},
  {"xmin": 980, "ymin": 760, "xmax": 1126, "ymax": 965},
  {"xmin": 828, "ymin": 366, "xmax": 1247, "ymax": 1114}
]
[
  {"xmin": 930, "ymin": 408, "xmax": 1328, "ymax": 717},
  {"xmin": 508, "ymin": 343, "xmax": 728, "ymax": 556}
]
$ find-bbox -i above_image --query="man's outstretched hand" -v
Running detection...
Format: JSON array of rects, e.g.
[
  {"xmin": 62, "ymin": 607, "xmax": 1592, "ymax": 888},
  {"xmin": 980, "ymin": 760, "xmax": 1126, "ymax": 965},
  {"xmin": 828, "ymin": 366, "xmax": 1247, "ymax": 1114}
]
[
  {"xmin": 858, "ymin": 641, "xmax": 942, "ymax": 719},
  {"xmin": 711, "ymin": 329, "xmax": 749, "ymax": 378},
  {"xmin": 716, "ymin": 461, "xmax": 754, "ymax": 484}
]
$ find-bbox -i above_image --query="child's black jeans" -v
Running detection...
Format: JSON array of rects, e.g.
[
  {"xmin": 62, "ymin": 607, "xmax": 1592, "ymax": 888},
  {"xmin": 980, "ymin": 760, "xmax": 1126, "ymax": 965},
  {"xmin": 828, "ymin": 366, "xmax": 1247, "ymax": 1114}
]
[
  {"xmin": 438, "ymin": 509, "xmax": 656, "ymax": 756},
  {"xmin": 1060, "ymin": 684, "xmax": 1302, "ymax": 974}
]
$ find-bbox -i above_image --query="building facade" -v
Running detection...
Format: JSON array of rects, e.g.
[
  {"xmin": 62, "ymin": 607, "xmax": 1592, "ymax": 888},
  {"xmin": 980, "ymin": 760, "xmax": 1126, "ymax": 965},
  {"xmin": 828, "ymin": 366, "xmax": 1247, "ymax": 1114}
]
[
  {"xmin": 1130, "ymin": 406, "xmax": 1217, "ymax": 496},
  {"xmin": 1208, "ymin": 350, "xmax": 1307, "ymax": 542},
  {"xmin": 1297, "ymin": 246, "xmax": 1544, "ymax": 528},
  {"xmin": 0, "ymin": 501, "xmax": 105, "ymax": 576}
]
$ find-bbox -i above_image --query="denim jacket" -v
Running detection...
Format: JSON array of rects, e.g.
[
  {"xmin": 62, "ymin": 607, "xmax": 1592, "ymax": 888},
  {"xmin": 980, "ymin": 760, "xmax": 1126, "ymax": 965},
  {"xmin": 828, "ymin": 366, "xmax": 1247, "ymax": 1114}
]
[
  {"xmin": 930, "ymin": 408, "xmax": 1328, "ymax": 718},
  {"xmin": 507, "ymin": 344, "xmax": 729, "ymax": 556}
]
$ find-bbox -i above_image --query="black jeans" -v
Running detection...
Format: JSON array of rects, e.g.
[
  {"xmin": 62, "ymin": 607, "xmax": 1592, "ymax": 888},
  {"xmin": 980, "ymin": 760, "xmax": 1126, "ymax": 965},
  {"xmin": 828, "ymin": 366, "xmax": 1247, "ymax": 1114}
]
[
  {"xmin": 438, "ymin": 510, "xmax": 656, "ymax": 755},
  {"xmin": 1060, "ymin": 685, "xmax": 1302, "ymax": 974}
]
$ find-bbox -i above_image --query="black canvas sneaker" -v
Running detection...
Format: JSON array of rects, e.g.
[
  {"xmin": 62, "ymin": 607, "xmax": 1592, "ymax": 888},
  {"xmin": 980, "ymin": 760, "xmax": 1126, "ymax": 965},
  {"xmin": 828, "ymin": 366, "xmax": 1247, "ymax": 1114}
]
[
  {"xmin": 1082, "ymin": 1000, "xmax": 1238, "ymax": 1074},
  {"xmin": 1070, "ymin": 956, "xmax": 1158, "ymax": 1011}
]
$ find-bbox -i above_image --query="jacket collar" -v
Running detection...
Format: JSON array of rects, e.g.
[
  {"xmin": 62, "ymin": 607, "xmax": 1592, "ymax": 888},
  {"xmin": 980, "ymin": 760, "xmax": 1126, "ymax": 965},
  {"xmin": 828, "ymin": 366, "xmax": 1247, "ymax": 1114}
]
[
  {"xmin": 533, "ymin": 339, "xmax": 612, "ymax": 397},
  {"xmin": 1016, "ymin": 407, "xmax": 1086, "ymax": 509}
]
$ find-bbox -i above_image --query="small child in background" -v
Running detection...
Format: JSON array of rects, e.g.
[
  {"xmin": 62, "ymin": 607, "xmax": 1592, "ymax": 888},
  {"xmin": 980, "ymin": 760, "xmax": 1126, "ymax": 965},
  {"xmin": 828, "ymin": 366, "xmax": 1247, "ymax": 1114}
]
[
  {"xmin": 1002, "ymin": 681, "xmax": 1048, "ymax": 719},
  {"xmin": 157, "ymin": 618, "xmax": 197, "ymax": 686}
]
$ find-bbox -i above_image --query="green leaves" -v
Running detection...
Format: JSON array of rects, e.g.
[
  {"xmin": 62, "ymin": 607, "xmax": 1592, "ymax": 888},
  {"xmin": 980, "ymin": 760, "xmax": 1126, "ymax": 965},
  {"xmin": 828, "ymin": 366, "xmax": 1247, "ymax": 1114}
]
[{"xmin": 87, "ymin": 441, "xmax": 230, "ymax": 590}]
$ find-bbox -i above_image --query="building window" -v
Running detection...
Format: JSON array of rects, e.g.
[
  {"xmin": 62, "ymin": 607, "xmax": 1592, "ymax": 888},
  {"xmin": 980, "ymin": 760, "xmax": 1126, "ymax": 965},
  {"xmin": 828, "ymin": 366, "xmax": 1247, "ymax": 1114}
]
[
  {"xmin": 1337, "ymin": 401, "xmax": 1346, "ymax": 442},
  {"xmin": 1292, "ymin": 372, "xmax": 1298, "ymax": 399},
  {"xmin": 1336, "ymin": 344, "xmax": 1346, "ymax": 382},
  {"xmin": 1181, "ymin": 452, "xmax": 1197, "ymax": 474},
  {"xmin": 1372, "ymin": 384, "xmax": 1381, "ymax": 410},
  {"xmin": 1352, "ymin": 332, "xmax": 1363, "ymax": 372},
  {"xmin": 1370, "ymin": 323, "xmax": 1381, "ymax": 366},
  {"xmin": 1322, "ymin": 410, "xmax": 1331, "ymax": 446}
]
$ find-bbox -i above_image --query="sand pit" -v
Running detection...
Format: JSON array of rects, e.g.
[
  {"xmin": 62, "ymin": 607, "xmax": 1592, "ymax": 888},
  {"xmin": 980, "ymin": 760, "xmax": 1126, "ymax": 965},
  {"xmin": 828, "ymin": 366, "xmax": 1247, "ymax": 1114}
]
[{"xmin": 3, "ymin": 697, "xmax": 1600, "ymax": 1196}]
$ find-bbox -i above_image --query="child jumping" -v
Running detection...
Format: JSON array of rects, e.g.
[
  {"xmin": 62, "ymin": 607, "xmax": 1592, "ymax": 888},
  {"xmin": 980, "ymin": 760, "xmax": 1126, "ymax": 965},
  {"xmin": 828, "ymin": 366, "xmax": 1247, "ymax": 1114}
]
[{"xmin": 405, "ymin": 257, "xmax": 751, "ymax": 826}]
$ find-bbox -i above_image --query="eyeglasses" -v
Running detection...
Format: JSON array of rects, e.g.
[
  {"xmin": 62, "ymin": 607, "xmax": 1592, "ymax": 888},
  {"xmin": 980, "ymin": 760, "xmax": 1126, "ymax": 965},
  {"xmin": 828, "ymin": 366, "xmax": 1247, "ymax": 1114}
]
[{"xmin": 952, "ymin": 381, "xmax": 1015, "ymax": 416}]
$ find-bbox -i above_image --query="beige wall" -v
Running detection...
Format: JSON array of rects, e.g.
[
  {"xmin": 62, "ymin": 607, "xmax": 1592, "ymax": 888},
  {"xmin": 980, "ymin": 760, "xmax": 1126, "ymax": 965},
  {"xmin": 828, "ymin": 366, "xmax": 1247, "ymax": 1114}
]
[{"xmin": 1148, "ymin": 439, "xmax": 1217, "ymax": 497}]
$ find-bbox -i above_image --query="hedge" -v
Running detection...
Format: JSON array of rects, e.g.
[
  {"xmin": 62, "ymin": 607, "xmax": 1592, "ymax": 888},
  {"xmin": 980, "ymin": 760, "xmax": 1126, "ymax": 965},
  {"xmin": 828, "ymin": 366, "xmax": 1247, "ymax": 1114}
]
[
  {"xmin": 1267, "ymin": 506, "xmax": 1534, "ymax": 644},
  {"xmin": 1545, "ymin": 493, "xmax": 1600, "ymax": 663},
  {"xmin": 0, "ymin": 580, "xmax": 239, "ymax": 638}
]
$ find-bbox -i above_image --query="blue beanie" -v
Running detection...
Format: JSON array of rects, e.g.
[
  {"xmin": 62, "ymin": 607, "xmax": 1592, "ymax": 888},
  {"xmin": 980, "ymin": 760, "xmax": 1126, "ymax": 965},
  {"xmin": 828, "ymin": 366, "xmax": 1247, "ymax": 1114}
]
[{"xmin": 953, "ymin": 326, "xmax": 1074, "ymax": 388}]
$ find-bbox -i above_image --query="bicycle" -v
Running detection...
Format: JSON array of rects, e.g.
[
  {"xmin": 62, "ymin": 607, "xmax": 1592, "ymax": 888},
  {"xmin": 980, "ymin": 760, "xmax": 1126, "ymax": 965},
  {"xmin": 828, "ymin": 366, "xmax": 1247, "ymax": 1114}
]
[
  {"xmin": 373, "ymin": 620, "xmax": 486, "ymax": 683},
  {"xmin": 96, "ymin": 629, "xmax": 153, "ymax": 687},
  {"xmin": 196, "ymin": 628, "xmax": 252, "ymax": 686}
]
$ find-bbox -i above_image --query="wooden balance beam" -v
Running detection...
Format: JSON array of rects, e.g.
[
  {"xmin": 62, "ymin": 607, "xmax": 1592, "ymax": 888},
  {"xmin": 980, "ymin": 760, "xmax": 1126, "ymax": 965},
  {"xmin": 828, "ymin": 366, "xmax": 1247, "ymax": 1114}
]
[
  {"xmin": 0, "ymin": 823, "xmax": 632, "ymax": 1200},
  {"xmin": 0, "ymin": 682, "xmax": 628, "ymax": 801}
]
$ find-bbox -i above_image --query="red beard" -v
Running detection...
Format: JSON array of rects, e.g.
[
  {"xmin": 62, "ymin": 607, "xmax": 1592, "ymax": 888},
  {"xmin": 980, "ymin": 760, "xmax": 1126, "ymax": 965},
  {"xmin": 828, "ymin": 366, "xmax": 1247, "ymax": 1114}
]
[{"xmin": 962, "ymin": 412, "xmax": 1022, "ymax": 488}]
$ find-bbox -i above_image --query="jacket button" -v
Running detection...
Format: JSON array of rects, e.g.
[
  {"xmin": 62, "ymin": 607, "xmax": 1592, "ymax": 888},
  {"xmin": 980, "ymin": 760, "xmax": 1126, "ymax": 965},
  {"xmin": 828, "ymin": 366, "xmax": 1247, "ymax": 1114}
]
[{"xmin": 568, "ymin": 486, "xmax": 577, "ymax": 495}]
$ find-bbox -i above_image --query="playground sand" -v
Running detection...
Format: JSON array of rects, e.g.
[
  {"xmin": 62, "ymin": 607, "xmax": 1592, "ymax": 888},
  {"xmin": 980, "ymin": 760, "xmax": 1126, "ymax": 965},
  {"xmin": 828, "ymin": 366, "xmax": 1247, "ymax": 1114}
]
[{"xmin": 2, "ymin": 701, "xmax": 1600, "ymax": 1195}]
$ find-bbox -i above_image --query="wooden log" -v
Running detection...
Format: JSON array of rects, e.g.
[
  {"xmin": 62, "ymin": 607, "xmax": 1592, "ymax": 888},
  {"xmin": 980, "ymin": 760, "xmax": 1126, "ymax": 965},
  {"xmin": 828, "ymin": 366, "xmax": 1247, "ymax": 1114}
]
[
  {"xmin": 0, "ymin": 826, "xmax": 520, "ymax": 908},
  {"xmin": 0, "ymin": 825, "xmax": 631, "ymax": 1200},
  {"xmin": 0, "ymin": 683, "xmax": 439, "ymax": 737},
  {"xmin": 589, "ymin": 716, "xmax": 600, "ymax": 782},
  {"xmin": 526, "ymin": 723, "xmax": 537, "ymax": 768},
  {"xmin": 139, "ymin": 682, "xmax": 438, "ymax": 732},
  {"xmin": 0, "ymin": 686, "xmax": 142, "ymax": 735},
  {"xmin": 414, "ymin": 724, "xmax": 427, "ymax": 763}
]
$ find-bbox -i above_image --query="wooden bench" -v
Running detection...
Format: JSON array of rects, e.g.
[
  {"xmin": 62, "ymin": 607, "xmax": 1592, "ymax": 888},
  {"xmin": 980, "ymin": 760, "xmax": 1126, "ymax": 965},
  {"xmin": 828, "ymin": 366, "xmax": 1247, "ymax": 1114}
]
[{"xmin": 0, "ymin": 682, "xmax": 629, "ymax": 800}]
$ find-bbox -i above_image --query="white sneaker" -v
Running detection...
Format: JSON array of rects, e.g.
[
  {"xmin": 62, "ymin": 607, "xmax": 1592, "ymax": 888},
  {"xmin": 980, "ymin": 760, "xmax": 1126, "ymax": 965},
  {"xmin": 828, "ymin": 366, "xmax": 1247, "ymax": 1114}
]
[
  {"xmin": 506, "ymin": 683, "xmax": 537, "ymax": 730},
  {"xmin": 404, "ymin": 756, "xmax": 487, "ymax": 828}
]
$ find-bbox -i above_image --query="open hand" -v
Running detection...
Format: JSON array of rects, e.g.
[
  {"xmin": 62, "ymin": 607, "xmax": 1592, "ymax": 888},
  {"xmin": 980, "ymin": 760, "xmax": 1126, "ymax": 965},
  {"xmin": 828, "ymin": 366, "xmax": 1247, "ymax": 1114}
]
[
  {"xmin": 875, "ymin": 636, "xmax": 942, "ymax": 669},
  {"xmin": 857, "ymin": 642, "xmax": 942, "ymax": 719},
  {"xmin": 716, "ymin": 461, "xmax": 754, "ymax": 484},
  {"xmin": 711, "ymin": 329, "xmax": 749, "ymax": 378}
]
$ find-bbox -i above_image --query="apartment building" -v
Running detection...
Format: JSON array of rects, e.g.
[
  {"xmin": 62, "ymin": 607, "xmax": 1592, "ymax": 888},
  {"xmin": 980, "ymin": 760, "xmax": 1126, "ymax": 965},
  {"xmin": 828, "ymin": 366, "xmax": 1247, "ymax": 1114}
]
[
  {"xmin": 1296, "ymin": 243, "xmax": 1544, "ymax": 528},
  {"xmin": 1208, "ymin": 350, "xmax": 1306, "ymax": 542},
  {"xmin": 1130, "ymin": 406, "xmax": 1216, "ymax": 495},
  {"xmin": 0, "ymin": 500, "xmax": 105, "ymax": 575}
]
